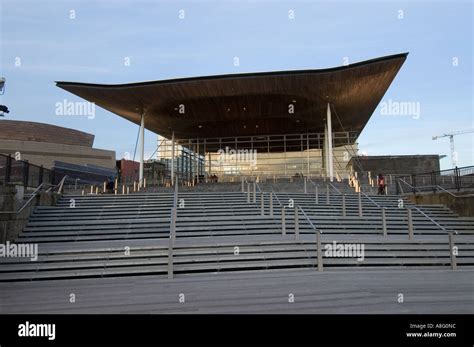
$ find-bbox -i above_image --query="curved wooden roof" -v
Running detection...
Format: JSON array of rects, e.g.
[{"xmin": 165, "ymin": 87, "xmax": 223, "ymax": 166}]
[{"xmin": 56, "ymin": 53, "xmax": 407, "ymax": 149}]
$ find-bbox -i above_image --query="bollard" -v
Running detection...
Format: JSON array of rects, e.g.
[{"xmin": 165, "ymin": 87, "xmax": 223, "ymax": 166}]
[
  {"xmin": 407, "ymin": 208, "xmax": 413, "ymax": 240},
  {"xmin": 82, "ymin": 189, "xmax": 84, "ymax": 196},
  {"xmin": 90, "ymin": 185, "xmax": 93, "ymax": 194},
  {"xmin": 103, "ymin": 181, "xmax": 107, "ymax": 192},
  {"xmin": 127, "ymin": 186, "xmax": 130, "ymax": 195},
  {"xmin": 294, "ymin": 207, "xmax": 299, "ymax": 240},
  {"xmin": 260, "ymin": 193, "xmax": 265, "ymax": 216},
  {"xmin": 253, "ymin": 183, "xmax": 256, "ymax": 203},
  {"xmin": 326, "ymin": 184, "xmax": 330, "ymax": 204},
  {"xmin": 95, "ymin": 187, "xmax": 99, "ymax": 195},
  {"xmin": 247, "ymin": 183, "xmax": 250, "ymax": 203},
  {"xmin": 382, "ymin": 207, "xmax": 387, "ymax": 236},
  {"xmin": 269, "ymin": 192, "xmax": 274, "ymax": 217},
  {"xmin": 122, "ymin": 185, "xmax": 125, "ymax": 195},
  {"xmin": 316, "ymin": 230, "xmax": 323, "ymax": 272},
  {"xmin": 358, "ymin": 192, "xmax": 363, "ymax": 217},
  {"xmin": 133, "ymin": 181, "xmax": 137, "ymax": 192},
  {"xmin": 304, "ymin": 177, "xmax": 307, "ymax": 194},
  {"xmin": 315, "ymin": 186, "xmax": 319, "ymax": 205},
  {"xmin": 144, "ymin": 178, "xmax": 146, "ymax": 188},
  {"xmin": 342, "ymin": 194, "xmax": 346, "ymax": 217},
  {"xmin": 281, "ymin": 207, "xmax": 286, "ymax": 235},
  {"xmin": 448, "ymin": 232, "xmax": 457, "ymax": 270}
]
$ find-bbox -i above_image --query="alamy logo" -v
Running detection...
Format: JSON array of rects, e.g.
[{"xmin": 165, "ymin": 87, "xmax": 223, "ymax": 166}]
[
  {"xmin": 0, "ymin": 241, "xmax": 38, "ymax": 261},
  {"xmin": 380, "ymin": 99, "xmax": 420, "ymax": 119},
  {"xmin": 18, "ymin": 321, "xmax": 55, "ymax": 340},
  {"xmin": 217, "ymin": 146, "xmax": 257, "ymax": 167},
  {"xmin": 55, "ymin": 98, "xmax": 95, "ymax": 119},
  {"xmin": 324, "ymin": 241, "xmax": 365, "ymax": 261}
]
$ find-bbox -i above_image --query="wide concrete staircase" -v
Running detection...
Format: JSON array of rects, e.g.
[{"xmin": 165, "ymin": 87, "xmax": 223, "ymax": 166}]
[{"xmin": 1, "ymin": 184, "xmax": 473, "ymax": 282}]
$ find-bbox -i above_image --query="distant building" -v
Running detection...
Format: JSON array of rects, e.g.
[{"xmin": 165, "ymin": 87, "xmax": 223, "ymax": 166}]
[{"xmin": 0, "ymin": 120, "xmax": 116, "ymax": 169}]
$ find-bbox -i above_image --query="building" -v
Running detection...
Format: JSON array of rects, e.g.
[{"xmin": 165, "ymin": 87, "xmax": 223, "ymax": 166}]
[
  {"xmin": 56, "ymin": 53, "xmax": 409, "ymax": 183},
  {"xmin": 0, "ymin": 120, "xmax": 116, "ymax": 169}
]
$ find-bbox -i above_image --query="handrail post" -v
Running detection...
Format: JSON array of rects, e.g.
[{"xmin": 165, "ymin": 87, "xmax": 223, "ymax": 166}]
[
  {"xmin": 168, "ymin": 208, "xmax": 176, "ymax": 279},
  {"xmin": 315, "ymin": 186, "xmax": 318, "ymax": 205},
  {"xmin": 449, "ymin": 231, "xmax": 457, "ymax": 270},
  {"xmin": 281, "ymin": 207, "xmax": 286, "ymax": 235},
  {"xmin": 253, "ymin": 182, "xmax": 256, "ymax": 203},
  {"xmin": 269, "ymin": 192, "xmax": 273, "ymax": 217},
  {"xmin": 260, "ymin": 193, "xmax": 265, "ymax": 216},
  {"xmin": 382, "ymin": 207, "xmax": 387, "ymax": 236},
  {"xmin": 241, "ymin": 177, "xmax": 245, "ymax": 193},
  {"xmin": 247, "ymin": 182, "xmax": 250, "ymax": 203},
  {"xmin": 358, "ymin": 192, "xmax": 363, "ymax": 217},
  {"xmin": 326, "ymin": 184, "xmax": 330, "ymax": 204},
  {"xmin": 316, "ymin": 230, "xmax": 323, "ymax": 272},
  {"xmin": 342, "ymin": 194, "xmax": 346, "ymax": 217},
  {"xmin": 294, "ymin": 207, "xmax": 299, "ymax": 240},
  {"xmin": 407, "ymin": 208, "xmax": 414, "ymax": 240},
  {"xmin": 304, "ymin": 177, "xmax": 307, "ymax": 194}
]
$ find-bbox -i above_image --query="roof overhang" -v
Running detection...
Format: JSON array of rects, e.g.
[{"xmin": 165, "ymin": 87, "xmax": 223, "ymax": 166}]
[{"xmin": 56, "ymin": 53, "xmax": 408, "ymax": 151}]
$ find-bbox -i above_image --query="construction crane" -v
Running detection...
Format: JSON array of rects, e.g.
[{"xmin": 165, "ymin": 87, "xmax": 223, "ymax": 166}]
[{"xmin": 432, "ymin": 129, "xmax": 474, "ymax": 168}]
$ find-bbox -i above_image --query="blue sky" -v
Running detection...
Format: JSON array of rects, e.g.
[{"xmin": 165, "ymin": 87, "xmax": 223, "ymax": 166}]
[{"xmin": 1, "ymin": 0, "xmax": 472, "ymax": 169}]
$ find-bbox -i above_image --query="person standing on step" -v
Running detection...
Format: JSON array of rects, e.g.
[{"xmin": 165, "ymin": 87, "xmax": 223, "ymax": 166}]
[{"xmin": 377, "ymin": 173, "xmax": 386, "ymax": 195}]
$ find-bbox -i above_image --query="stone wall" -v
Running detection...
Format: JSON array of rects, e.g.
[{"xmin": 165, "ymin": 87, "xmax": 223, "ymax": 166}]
[
  {"xmin": 348, "ymin": 155, "xmax": 440, "ymax": 176},
  {"xmin": 407, "ymin": 192, "xmax": 474, "ymax": 217},
  {"xmin": 0, "ymin": 184, "xmax": 60, "ymax": 242}
]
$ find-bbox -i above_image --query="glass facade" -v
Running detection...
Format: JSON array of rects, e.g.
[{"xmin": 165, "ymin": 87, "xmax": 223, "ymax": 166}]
[{"xmin": 157, "ymin": 132, "xmax": 358, "ymax": 183}]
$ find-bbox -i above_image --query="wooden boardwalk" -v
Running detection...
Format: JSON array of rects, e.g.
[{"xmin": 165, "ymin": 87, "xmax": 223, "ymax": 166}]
[{"xmin": 1, "ymin": 268, "xmax": 473, "ymax": 314}]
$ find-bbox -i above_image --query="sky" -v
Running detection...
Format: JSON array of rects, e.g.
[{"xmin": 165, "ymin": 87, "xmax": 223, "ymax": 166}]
[{"xmin": 0, "ymin": 0, "xmax": 473, "ymax": 170}]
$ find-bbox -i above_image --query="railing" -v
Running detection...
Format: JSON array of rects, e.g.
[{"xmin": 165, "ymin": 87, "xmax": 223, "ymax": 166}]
[
  {"xmin": 360, "ymin": 190, "xmax": 381, "ymax": 208},
  {"xmin": 0, "ymin": 153, "xmax": 66, "ymax": 188},
  {"xmin": 410, "ymin": 204, "xmax": 457, "ymax": 235},
  {"xmin": 397, "ymin": 177, "xmax": 474, "ymax": 197},
  {"xmin": 0, "ymin": 175, "xmax": 68, "ymax": 215},
  {"xmin": 307, "ymin": 177, "xmax": 342, "ymax": 195},
  {"xmin": 396, "ymin": 165, "xmax": 474, "ymax": 194},
  {"xmin": 272, "ymin": 190, "xmax": 321, "ymax": 233}
]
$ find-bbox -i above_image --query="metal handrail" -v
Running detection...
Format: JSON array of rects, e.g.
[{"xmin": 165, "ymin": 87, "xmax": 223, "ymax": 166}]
[
  {"xmin": 397, "ymin": 178, "xmax": 474, "ymax": 197},
  {"xmin": 0, "ymin": 175, "xmax": 68, "ymax": 215},
  {"xmin": 410, "ymin": 204, "xmax": 457, "ymax": 235},
  {"xmin": 328, "ymin": 181, "xmax": 342, "ymax": 195},
  {"xmin": 307, "ymin": 177, "xmax": 318, "ymax": 188},
  {"xmin": 360, "ymin": 190, "xmax": 381, "ymax": 208},
  {"xmin": 273, "ymin": 189, "xmax": 321, "ymax": 233},
  {"xmin": 255, "ymin": 182, "xmax": 262, "ymax": 193},
  {"xmin": 297, "ymin": 205, "xmax": 320, "ymax": 232},
  {"xmin": 0, "ymin": 183, "xmax": 44, "ymax": 214},
  {"xmin": 272, "ymin": 190, "xmax": 283, "ymax": 206}
]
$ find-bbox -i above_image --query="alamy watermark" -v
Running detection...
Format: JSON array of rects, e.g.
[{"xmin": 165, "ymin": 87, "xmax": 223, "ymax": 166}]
[
  {"xmin": 324, "ymin": 241, "xmax": 365, "ymax": 261},
  {"xmin": 55, "ymin": 99, "xmax": 95, "ymax": 119},
  {"xmin": 380, "ymin": 99, "xmax": 421, "ymax": 119},
  {"xmin": 0, "ymin": 241, "xmax": 38, "ymax": 261},
  {"xmin": 217, "ymin": 146, "xmax": 257, "ymax": 167}
]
